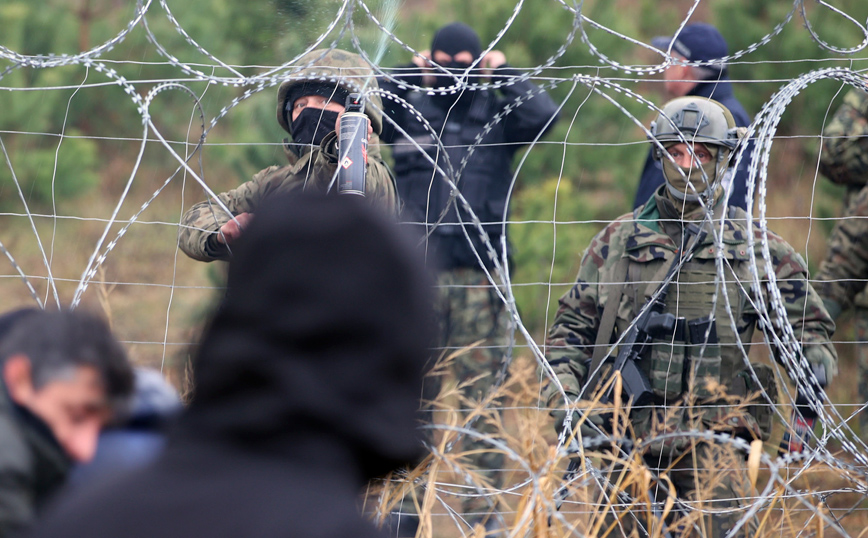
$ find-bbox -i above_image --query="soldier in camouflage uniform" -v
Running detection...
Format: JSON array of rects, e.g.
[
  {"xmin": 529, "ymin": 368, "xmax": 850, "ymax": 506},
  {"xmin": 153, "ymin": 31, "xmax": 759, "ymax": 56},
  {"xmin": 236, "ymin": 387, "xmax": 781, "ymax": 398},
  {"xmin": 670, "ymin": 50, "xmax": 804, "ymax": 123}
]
[
  {"xmin": 179, "ymin": 48, "xmax": 397, "ymax": 262},
  {"xmin": 545, "ymin": 97, "xmax": 837, "ymax": 537},
  {"xmin": 815, "ymin": 87, "xmax": 868, "ymax": 435}
]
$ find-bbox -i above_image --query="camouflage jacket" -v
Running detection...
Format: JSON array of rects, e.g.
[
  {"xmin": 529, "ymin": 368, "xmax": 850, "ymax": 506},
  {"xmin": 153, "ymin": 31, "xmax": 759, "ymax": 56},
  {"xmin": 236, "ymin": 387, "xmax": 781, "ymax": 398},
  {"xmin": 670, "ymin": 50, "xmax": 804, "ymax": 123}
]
[
  {"xmin": 545, "ymin": 191, "xmax": 838, "ymax": 413},
  {"xmin": 819, "ymin": 88, "xmax": 868, "ymax": 191},
  {"xmin": 815, "ymin": 182, "xmax": 868, "ymax": 314},
  {"xmin": 178, "ymin": 133, "xmax": 396, "ymax": 262},
  {"xmin": 815, "ymin": 88, "xmax": 868, "ymax": 314},
  {"xmin": 179, "ymin": 48, "xmax": 398, "ymax": 262}
]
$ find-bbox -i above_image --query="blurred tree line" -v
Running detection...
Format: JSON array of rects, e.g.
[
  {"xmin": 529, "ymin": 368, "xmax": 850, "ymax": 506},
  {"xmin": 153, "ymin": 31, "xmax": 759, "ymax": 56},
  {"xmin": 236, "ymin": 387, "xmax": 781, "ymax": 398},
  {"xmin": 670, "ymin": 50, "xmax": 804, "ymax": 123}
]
[{"xmin": 0, "ymin": 0, "xmax": 866, "ymax": 335}]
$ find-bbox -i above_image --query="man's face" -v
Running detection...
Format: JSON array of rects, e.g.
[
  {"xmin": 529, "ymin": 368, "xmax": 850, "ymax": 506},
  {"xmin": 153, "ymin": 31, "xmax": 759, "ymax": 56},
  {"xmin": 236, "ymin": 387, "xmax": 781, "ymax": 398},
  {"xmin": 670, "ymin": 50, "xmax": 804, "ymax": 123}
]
[
  {"xmin": 432, "ymin": 50, "xmax": 474, "ymax": 66},
  {"xmin": 665, "ymin": 142, "xmax": 713, "ymax": 168},
  {"xmin": 4, "ymin": 357, "xmax": 111, "ymax": 463},
  {"xmin": 290, "ymin": 95, "xmax": 346, "ymax": 122},
  {"xmin": 662, "ymin": 55, "xmax": 698, "ymax": 99}
]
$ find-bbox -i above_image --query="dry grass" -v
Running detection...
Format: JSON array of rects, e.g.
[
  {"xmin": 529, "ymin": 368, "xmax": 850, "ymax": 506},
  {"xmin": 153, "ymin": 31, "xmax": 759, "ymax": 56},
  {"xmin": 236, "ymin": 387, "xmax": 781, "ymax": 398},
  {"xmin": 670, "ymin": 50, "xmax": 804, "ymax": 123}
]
[
  {"xmin": 0, "ymin": 133, "xmax": 862, "ymax": 537},
  {"xmin": 369, "ymin": 353, "xmax": 868, "ymax": 538}
]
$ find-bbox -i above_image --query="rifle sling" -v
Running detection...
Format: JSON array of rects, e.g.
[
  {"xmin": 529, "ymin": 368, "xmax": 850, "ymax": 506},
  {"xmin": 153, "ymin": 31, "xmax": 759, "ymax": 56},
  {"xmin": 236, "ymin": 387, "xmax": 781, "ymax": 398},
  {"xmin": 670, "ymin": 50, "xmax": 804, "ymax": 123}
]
[{"xmin": 584, "ymin": 255, "xmax": 630, "ymax": 398}]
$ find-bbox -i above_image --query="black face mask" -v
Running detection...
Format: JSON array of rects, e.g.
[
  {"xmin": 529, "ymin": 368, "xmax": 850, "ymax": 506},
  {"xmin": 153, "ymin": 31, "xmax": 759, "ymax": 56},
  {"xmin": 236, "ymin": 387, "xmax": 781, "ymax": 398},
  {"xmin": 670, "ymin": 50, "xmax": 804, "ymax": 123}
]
[
  {"xmin": 290, "ymin": 107, "xmax": 340, "ymax": 150},
  {"xmin": 431, "ymin": 61, "xmax": 480, "ymax": 111},
  {"xmin": 433, "ymin": 61, "xmax": 474, "ymax": 88}
]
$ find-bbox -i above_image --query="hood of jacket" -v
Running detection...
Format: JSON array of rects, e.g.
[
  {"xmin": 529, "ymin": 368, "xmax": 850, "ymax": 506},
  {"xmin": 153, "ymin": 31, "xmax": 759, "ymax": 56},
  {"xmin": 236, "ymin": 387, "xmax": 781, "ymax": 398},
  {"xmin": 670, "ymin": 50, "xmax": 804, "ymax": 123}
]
[
  {"xmin": 181, "ymin": 193, "xmax": 434, "ymax": 481},
  {"xmin": 276, "ymin": 48, "xmax": 384, "ymax": 138}
]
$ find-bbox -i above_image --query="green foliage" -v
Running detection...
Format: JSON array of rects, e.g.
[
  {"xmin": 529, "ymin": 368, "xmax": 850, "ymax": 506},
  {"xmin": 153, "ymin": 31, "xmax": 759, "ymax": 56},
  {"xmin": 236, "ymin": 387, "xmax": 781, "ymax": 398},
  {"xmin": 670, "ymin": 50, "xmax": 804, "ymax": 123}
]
[
  {"xmin": 509, "ymin": 177, "xmax": 601, "ymax": 337},
  {"xmin": 4, "ymin": 0, "xmax": 867, "ymax": 331},
  {"xmin": 0, "ymin": 3, "xmax": 103, "ymax": 208},
  {"xmin": 0, "ymin": 130, "xmax": 99, "ymax": 210},
  {"xmin": 714, "ymin": 0, "xmax": 868, "ymax": 134}
]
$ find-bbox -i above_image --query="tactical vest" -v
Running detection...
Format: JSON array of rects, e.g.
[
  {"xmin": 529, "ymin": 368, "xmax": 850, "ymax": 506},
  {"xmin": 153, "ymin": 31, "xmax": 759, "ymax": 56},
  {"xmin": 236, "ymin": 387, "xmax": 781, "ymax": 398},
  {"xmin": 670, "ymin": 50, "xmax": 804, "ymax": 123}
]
[
  {"xmin": 392, "ymin": 90, "xmax": 515, "ymax": 270},
  {"xmin": 609, "ymin": 207, "xmax": 777, "ymax": 446},
  {"xmin": 615, "ymin": 208, "xmax": 758, "ymax": 399}
]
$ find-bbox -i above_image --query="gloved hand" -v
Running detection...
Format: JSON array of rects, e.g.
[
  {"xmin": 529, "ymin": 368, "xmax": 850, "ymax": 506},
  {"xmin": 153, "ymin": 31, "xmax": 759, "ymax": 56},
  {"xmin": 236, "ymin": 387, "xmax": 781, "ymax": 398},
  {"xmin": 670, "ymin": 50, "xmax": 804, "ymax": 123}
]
[
  {"xmin": 795, "ymin": 363, "xmax": 827, "ymax": 419},
  {"xmin": 549, "ymin": 398, "xmax": 608, "ymax": 439}
]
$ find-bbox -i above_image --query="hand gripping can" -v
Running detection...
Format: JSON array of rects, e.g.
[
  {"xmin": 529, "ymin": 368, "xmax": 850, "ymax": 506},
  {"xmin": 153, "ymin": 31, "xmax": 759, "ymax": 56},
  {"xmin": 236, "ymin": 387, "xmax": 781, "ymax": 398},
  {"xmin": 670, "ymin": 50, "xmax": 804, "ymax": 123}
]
[{"xmin": 338, "ymin": 94, "xmax": 368, "ymax": 196}]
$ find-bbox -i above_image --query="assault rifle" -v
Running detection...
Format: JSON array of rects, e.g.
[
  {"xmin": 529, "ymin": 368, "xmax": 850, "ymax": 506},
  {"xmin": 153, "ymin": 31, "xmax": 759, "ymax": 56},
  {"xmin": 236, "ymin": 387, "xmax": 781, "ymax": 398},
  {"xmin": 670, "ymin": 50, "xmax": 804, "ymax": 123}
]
[
  {"xmin": 586, "ymin": 224, "xmax": 709, "ymax": 408},
  {"xmin": 553, "ymin": 223, "xmax": 709, "ymax": 528}
]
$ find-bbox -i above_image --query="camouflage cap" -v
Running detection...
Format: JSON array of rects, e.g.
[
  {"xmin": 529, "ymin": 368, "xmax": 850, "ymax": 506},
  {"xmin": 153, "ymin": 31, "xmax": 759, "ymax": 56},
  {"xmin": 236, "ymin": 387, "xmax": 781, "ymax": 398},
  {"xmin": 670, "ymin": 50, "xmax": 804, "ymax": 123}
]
[{"xmin": 276, "ymin": 48, "xmax": 384, "ymax": 137}]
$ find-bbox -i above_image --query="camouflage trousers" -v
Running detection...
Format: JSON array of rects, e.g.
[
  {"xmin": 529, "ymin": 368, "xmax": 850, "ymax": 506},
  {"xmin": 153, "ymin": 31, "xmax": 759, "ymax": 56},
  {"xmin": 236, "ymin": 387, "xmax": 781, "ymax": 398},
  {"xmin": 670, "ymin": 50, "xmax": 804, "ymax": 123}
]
[
  {"xmin": 435, "ymin": 267, "xmax": 513, "ymax": 517},
  {"xmin": 385, "ymin": 268, "xmax": 512, "ymax": 533},
  {"xmin": 592, "ymin": 441, "xmax": 750, "ymax": 538}
]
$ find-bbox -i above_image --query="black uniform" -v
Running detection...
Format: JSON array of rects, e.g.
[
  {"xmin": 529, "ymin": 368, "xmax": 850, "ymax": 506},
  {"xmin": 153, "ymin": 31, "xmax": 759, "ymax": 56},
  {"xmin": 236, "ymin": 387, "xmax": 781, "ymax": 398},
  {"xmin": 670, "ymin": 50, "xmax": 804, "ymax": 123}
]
[{"xmin": 379, "ymin": 66, "xmax": 560, "ymax": 270}]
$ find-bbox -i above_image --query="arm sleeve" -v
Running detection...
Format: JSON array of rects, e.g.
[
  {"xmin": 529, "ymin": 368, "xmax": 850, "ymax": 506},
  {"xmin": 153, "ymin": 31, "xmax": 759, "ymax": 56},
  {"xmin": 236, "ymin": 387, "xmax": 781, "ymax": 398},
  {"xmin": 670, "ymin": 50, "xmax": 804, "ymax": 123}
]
[
  {"xmin": 544, "ymin": 239, "xmax": 606, "ymax": 405},
  {"xmin": 820, "ymin": 89, "xmax": 868, "ymax": 188},
  {"xmin": 177, "ymin": 167, "xmax": 276, "ymax": 262},
  {"xmin": 726, "ymin": 136, "xmax": 756, "ymax": 211},
  {"xmin": 766, "ymin": 233, "xmax": 839, "ymax": 381},
  {"xmin": 494, "ymin": 65, "xmax": 561, "ymax": 145},
  {"xmin": 815, "ymin": 184, "xmax": 868, "ymax": 313}
]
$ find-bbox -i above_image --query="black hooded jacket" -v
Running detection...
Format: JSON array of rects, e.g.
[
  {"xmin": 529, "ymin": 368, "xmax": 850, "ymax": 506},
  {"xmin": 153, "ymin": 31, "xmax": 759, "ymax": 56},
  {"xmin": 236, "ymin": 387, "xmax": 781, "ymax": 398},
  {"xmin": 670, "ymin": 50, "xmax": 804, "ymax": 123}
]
[
  {"xmin": 31, "ymin": 194, "xmax": 435, "ymax": 538},
  {"xmin": 379, "ymin": 64, "xmax": 559, "ymax": 271}
]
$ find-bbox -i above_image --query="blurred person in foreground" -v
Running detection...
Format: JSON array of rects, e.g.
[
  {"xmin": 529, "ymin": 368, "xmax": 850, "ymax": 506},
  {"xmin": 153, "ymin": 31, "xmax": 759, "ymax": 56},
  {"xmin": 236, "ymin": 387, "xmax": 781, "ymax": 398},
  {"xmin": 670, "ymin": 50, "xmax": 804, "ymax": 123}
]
[
  {"xmin": 0, "ymin": 309, "xmax": 133, "ymax": 536},
  {"xmin": 635, "ymin": 22, "xmax": 755, "ymax": 211},
  {"xmin": 31, "ymin": 192, "xmax": 435, "ymax": 538},
  {"xmin": 69, "ymin": 368, "xmax": 181, "ymax": 485},
  {"xmin": 814, "ymin": 85, "xmax": 868, "ymax": 435},
  {"xmin": 378, "ymin": 22, "xmax": 559, "ymax": 527},
  {"xmin": 545, "ymin": 97, "xmax": 836, "ymax": 536},
  {"xmin": 179, "ymin": 48, "xmax": 397, "ymax": 263}
]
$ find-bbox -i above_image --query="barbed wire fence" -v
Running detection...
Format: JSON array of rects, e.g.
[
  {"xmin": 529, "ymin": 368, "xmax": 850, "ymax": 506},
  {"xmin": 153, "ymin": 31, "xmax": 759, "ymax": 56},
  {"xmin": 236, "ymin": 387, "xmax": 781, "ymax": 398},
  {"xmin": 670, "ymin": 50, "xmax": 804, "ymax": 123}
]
[{"xmin": 2, "ymin": 0, "xmax": 868, "ymax": 536}]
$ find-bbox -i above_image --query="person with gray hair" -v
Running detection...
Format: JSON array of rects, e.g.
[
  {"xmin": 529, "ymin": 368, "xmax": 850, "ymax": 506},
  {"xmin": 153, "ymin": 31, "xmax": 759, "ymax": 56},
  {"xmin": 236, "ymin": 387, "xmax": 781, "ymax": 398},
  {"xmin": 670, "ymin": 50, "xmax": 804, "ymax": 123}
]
[
  {"xmin": 0, "ymin": 308, "xmax": 133, "ymax": 536},
  {"xmin": 634, "ymin": 22, "xmax": 755, "ymax": 211}
]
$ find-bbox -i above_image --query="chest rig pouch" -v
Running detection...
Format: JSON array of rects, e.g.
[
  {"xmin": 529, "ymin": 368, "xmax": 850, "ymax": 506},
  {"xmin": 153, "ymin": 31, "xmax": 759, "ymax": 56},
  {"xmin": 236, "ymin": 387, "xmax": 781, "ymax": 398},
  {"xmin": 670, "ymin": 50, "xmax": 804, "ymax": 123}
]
[
  {"xmin": 622, "ymin": 231, "xmax": 735, "ymax": 403},
  {"xmin": 646, "ymin": 312, "xmax": 721, "ymax": 401}
]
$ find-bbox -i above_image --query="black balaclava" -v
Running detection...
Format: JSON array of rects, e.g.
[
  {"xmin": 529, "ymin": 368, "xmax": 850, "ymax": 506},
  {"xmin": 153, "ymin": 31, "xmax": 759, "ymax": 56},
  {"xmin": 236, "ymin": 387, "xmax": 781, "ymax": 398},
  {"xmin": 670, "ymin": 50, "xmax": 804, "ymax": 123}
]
[
  {"xmin": 431, "ymin": 22, "xmax": 482, "ymax": 68},
  {"xmin": 183, "ymin": 193, "xmax": 436, "ymax": 481},
  {"xmin": 290, "ymin": 108, "xmax": 339, "ymax": 149},
  {"xmin": 284, "ymin": 82, "xmax": 349, "ymax": 153},
  {"xmin": 430, "ymin": 22, "xmax": 483, "ymax": 109}
]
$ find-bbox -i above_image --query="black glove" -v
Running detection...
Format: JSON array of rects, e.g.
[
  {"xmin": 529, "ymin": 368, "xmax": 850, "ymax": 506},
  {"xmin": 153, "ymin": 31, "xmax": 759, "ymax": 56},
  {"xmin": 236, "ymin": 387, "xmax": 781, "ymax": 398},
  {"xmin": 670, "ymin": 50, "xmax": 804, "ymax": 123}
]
[
  {"xmin": 549, "ymin": 397, "xmax": 608, "ymax": 439},
  {"xmin": 795, "ymin": 363, "xmax": 827, "ymax": 419}
]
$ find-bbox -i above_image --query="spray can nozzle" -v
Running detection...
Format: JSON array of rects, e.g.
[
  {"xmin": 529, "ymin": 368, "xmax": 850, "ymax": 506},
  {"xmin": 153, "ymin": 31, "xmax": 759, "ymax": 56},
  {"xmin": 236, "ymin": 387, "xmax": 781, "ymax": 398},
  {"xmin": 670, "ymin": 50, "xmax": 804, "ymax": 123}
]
[{"xmin": 345, "ymin": 93, "xmax": 365, "ymax": 113}]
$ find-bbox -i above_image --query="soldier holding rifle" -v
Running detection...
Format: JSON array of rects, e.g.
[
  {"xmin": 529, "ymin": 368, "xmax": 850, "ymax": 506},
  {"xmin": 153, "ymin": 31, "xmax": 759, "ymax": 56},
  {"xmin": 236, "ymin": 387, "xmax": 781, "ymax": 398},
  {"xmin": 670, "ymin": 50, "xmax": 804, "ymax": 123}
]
[{"xmin": 544, "ymin": 97, "xmax": 837, "ymax": 537}]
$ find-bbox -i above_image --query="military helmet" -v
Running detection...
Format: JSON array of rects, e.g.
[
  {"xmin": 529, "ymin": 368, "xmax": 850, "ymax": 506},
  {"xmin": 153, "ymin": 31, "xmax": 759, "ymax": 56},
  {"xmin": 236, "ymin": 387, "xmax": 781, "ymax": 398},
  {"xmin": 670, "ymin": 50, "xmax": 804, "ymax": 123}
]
[
  {"xmin": 649, "ymin": 97, "xmax": 739, "ymax": 158},
  {"xmin": 276, "ymin": 49, "xmax": 384, "ymax": 137}
]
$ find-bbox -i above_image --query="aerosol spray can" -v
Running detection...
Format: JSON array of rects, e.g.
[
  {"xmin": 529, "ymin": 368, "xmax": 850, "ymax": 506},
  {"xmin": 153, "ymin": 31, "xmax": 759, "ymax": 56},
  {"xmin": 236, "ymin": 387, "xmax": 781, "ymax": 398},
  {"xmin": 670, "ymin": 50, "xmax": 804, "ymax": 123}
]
[{"xmin": 338, "ymin": 93, "xmax": 368, "ymax": 196}]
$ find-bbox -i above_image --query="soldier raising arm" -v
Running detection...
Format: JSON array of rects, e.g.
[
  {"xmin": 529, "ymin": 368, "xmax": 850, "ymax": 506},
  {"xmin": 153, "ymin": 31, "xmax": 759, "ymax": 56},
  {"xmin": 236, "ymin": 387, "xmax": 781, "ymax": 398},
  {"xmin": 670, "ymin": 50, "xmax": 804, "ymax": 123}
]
[{"xmin": 178, "ymin": 48, "xmax": 397, "ymax": 262}]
